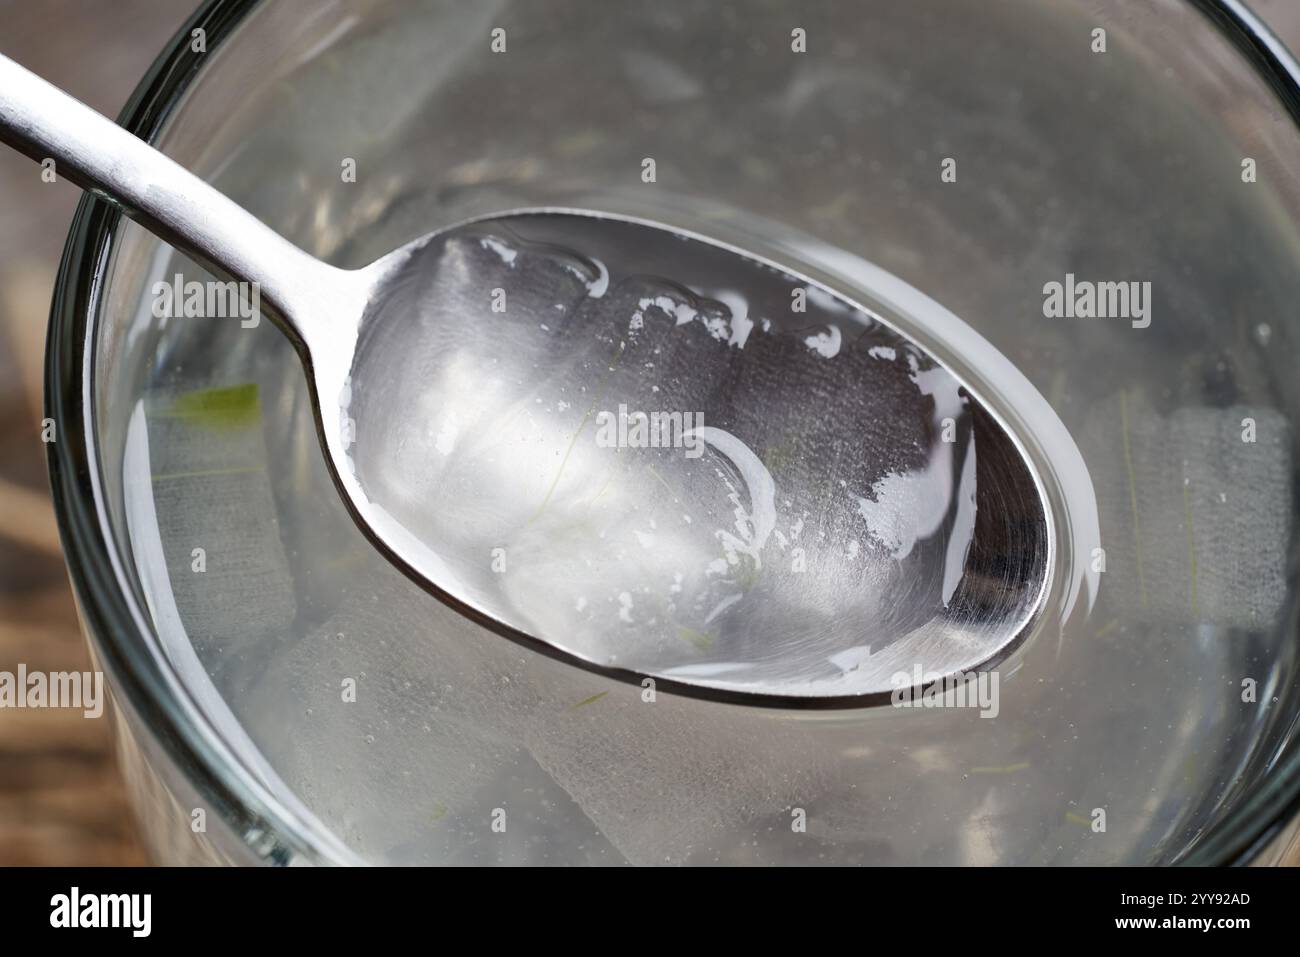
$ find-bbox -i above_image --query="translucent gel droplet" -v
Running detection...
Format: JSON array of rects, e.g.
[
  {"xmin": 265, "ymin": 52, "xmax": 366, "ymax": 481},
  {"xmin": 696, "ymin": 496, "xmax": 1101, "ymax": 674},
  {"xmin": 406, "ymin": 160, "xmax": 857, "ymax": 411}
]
[{"xmin": 343, "ymin": 213, "xmax": 1049, "ymax": 700}]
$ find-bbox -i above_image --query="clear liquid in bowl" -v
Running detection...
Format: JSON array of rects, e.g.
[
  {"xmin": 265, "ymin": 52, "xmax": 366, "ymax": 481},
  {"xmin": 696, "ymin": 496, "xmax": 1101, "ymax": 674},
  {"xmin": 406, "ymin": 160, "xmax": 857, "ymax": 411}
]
[
  {"xmin": 103, "ymin": 0, "xmax": 1300, "ymax": 866},
  {"xmin": 118, "ymin": 200, "xmax": 1287, "ymax": 864}
]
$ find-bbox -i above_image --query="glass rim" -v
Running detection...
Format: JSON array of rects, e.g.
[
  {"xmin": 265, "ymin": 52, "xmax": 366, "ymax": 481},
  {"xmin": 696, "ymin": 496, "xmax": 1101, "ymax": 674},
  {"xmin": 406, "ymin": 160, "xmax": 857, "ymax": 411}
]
[{"xmin": 42, "ymin": 0, "xmax": 1300, "ymax": 866}]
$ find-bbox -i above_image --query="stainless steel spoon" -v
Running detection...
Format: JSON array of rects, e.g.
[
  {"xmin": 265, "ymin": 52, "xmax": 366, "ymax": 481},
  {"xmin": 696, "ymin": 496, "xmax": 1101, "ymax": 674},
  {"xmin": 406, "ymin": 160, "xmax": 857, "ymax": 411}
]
[{"xmin": 0, "ymin": 53, "xmax": 1052, "ymax": 705}]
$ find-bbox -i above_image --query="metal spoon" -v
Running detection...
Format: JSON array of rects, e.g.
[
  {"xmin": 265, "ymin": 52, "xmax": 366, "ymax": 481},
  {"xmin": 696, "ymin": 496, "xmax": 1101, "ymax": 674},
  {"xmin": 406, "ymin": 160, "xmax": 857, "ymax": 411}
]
[{"xmin": 0, "ymin": 53, "xmax": 1052, "ymax": 705}]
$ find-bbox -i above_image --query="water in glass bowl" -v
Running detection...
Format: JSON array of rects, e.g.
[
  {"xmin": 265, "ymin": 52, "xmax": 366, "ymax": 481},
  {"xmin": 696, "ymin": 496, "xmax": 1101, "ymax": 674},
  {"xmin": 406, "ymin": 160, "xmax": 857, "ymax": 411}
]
[{"xmin": 114, "ymin": 188, "xmax": 1292, "ymax": 865}]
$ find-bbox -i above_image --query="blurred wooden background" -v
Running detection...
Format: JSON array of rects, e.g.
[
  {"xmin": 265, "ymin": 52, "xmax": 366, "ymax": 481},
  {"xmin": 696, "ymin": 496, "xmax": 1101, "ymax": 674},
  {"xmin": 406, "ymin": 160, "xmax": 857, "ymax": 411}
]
[
  {"xmin": 0, "ymin": 0, "xmax": 190, "ymax": 866},
  {"xmin": 1, "ymin": 0, "xmax": 1299, "ymax": 866}
]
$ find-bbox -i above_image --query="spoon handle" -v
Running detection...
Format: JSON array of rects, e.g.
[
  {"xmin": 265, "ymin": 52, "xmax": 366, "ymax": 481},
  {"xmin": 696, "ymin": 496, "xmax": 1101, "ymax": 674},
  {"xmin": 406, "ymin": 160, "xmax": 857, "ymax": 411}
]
[{"xmin": 0, "ymin": 52, "xmax": 351, "ymax": 348}]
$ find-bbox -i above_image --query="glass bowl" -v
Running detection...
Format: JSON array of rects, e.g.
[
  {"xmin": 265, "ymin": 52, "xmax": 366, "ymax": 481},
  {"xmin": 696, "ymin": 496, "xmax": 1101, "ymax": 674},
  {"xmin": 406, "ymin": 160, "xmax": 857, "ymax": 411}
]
[{"xmin": 47, "ymin": 0, "xmax": 1300, "ymax": 864}]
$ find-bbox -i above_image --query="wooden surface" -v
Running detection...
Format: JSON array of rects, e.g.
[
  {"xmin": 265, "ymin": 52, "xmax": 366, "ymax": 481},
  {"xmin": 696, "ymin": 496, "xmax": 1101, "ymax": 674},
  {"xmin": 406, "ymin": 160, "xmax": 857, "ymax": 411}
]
[
  {"xmin": 0, "ymin": 0, "xmax": 191, "ymax": 867},
  {"xmin": 1, "ymin": 0, "xmax": 1300, "ymax": 867}
]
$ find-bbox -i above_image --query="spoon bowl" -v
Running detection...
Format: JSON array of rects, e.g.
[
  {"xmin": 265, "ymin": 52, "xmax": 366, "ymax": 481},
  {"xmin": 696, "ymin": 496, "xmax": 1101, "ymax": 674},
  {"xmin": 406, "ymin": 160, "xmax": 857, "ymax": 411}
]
[{"xmin": 337, "ymin": 209, "xmax": 1053, "ymax": 701}]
